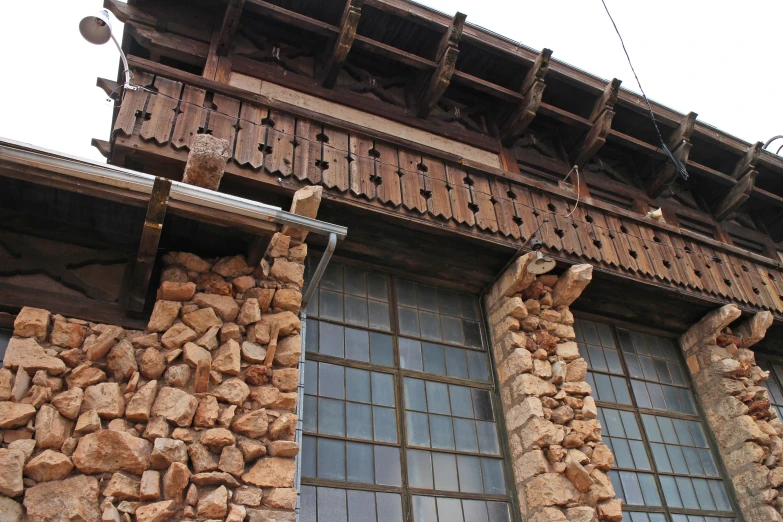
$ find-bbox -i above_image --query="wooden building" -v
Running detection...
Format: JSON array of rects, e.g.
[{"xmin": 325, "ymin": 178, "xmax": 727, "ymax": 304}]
[{"xmin": 2, "ymin": 1, "xmax": 783, "ymax": 521}]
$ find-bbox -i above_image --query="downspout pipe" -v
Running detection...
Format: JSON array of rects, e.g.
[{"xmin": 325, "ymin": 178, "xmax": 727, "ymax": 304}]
[{"xmin": 294, "ymin": 232, "xmax": 338, "ymax": 522}]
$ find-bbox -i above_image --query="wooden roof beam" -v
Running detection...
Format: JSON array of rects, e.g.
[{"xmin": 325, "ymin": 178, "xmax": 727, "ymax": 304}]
[
  {"xmin": 416, "ymin": 12, "xmax": 466, "ymax": 118},
  {"xmin": 714, "ymin": 170, "xmax": 757, "ymax": 221},
  {"xmin": 321, "ymin": 0, "xmax": 365, "ymax": 88},
  {"xmin": 204, "ymin": 0, "xmax": 246, "ymax": 82},
  {"xmin": 646, "ymin": 111, "xmax": 698, "ymax": 198},
  {"xmin": 732, "ymin": 141, "xmax": 763, "ymax": 179},
  {"xmin": 571, "ymin": 78, "xmax": 621, "ymax": 166},
  {"xmin": 500, "ymin": 48, "xmax": 552, "ymax": 147}
]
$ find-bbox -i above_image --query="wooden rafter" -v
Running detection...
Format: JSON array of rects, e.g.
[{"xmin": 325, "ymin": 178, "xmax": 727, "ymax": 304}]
[
  {"xmin": 500, "ymin": 48, "xmax": 552, "ymax": 146},
  {"xmin": 732, "ymin": 141, "xmax": 763, "ymax": 179},
  {"xmin": 714, "ymin": 170, "xmax": 757, "ymax": 221},
  {"xmin": 128, "ymin": 177, "xmax": 171, "ymax": 315},
  {"xmin": 322, "ymin": 0, "xmax": 364, "ymax": 88},
  {"xmin": 416, "ymin": 12, "xmax": 466, "ymax": 118},
  {"xmin": 571, "ymin": 78, "xmax": 621, "ymax": 167},
  {"xmin": 646, "ymin": 111, "xmax": 698, "ymax": 198},
  {"xmin": 204, "ymin": 0, "xmax": 246, "ymax": 82}
]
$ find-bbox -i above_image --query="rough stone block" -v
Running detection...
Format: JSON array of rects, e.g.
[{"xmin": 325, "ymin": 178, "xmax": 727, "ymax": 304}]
[{"xmin": 182, "ymin": 134, "xmax": 231, "ymax": 190}]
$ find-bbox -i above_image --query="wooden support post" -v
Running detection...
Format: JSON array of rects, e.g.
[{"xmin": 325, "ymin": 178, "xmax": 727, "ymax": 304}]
[
  {"xmin": 571, "ymin": 78, "xmax": 621, "ymax": 167},
  {"xmin": 416, "ymin": 12, "xmax": 466, "ymax": 118},
  {"xmin": 713, "ymin": 170, "xmax": 757, "ymax": 221},
  {"xmin": 500, "ymin": 48, "xmax": 552, "ymax": 146},
  {"xmin": 321, "ymin": 0, "xmax": 364, "ymax": 88},
  {"xmin": 732, "ymin": 141, "xmax": 763, "ymax": 179},
  {"xmin": 646, "ymin": 111, "xmax": 698, "ymax": 198},
  {"xmin": 204, "ymin": 0, "xmax": 245, "ymax": 82},
  {"xmin": 128, "ymin": 176, "xmax": 171, "ymax": 315},
  {"xmin": 246, "ymin": 235, "xmax": 268, "ymax": 268}
]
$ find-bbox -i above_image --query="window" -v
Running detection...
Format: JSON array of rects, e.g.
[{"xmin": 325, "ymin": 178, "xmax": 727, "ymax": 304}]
[
  {"xmin": 301, "ymin": 261, "xmax": 514, "ymax": 522},
  {"xmin": 576, "ymin": 317, "xmax": 737, "ymax": 521}
]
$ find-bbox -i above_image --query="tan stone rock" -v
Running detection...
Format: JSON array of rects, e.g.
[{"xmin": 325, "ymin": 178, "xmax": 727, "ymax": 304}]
[
  {"xmin": 164, "ymin": 251, "xmax": 212, "ymax": 272},
  {"xmin": 103, "ymin": 472, "xmax": 141, "ymax": 500},
  {"xmin": 237, "ymin": 436, "xmax": 267, "ymax": 461},
  {"xmin": 288, "ymin": 243, "xmax": 307, "ymax": 262},
  {"xmin": 138, "ymin": 348, "xmax": 167, "ymax": 380},
  {"xmin": 227, "ymin": 503, "xmax": 248, "ymax": 522},
  {"xmin": 272, "ymin": 290, "xmax": 301, "ymax": 313},
  {"xmin": 196, "ymin": 325, "xmax": 221, "ymax": 351},
  {"xmin": 147, "ymin": 301, "xmax": 182, "ymax": 333},
  {"xmin": 140, "ymin": 470, "xmax": 161, "ymax": 501},
  {"xmin": 50, "ymin": 319, "xmax": 86, "ymax": 348},
  {"xmin": 201, "ymin": 428, "xmax": 235, "ymax": 449},
  {"xmin": 8, "ymin": 439, "xmax": 35, "ymax": 460},
  {"xmin": 194, "ymin": 359, "xmax": 211, "ymax": 394},
  {"xmin": 188, "ymin": 444, "xmax": 219, "ymax": 473},
  {"xmin": 219, "ymin": 446, "xmax": 244, "ymax": 477},
  {"xmin": 513, "ymin": 373, "xmax": 557, "ymax": 398},
  {"xmin": 198, "ymin": 485, "xmax": 229, "ymax": 519},
  {"xmin": 234, "ymin": 486, "xmax": 264, "ymax": 507},
  {"xmin": 240, "ymin": 341, "xmax": 266, "ymax": 365},
  {"xmin": 161, "ymin": 322, "xmax": 197, "ymax": 349},
  {"xmin": 246, "ymin": 508, "xmax": 296, "ymax": 522},
  {"xmin": 72, "ymin": 430, "xmax": 151, "ymax": 475},
  {"xmin": 272, "ymin": 392, "xmax": 298, "ymax": 412},
  {"xmin": 182, "ymin": 342, "xmax": 211, "ymax": 368},
  {"xmin": 0, "ymin": 367, "xmax": 12, "ymax": 401},
  {"xmin": 230, "ymin": 409, "xmax": 269, "ymax": 439},
  {"xmin": 83, "ymin": 382, "xmax": 125, "ymax": 419},
  {"xmin": 267, "ymin": 441, "xmax": 299, "ymax": 458},
  {"xmin": 269, "ymin": 413, "xmax": 297, "ymax": 440},
  {"xmin": 274, "ymin": 335, "xmax": 301, "ymax": 367},
  {"xmin": 565, "ymin": 506, "xmax": 597, "ymax": 522},
  {"xmin": 10, "ymin": 368, "xmax": 30, "ymax": 402},
  {"xmin": 134, "ymin": 500, "xmax": 176, "ymax": 522},
  {"xmin": 269, "ymin": 259, "xmax": 304, "ymax": 286},
  {"xmin": 182, "ymin": 308, "xmax": 223, "ymax": 335},
  {"xmin": 529, "ymin": 508, "xmax": 568, "ymax": 522},
  {"xmin": 194, "ymin": 395, "xmax": 219, "ymax": 428},
  {"xmin": 218, "ymin": 404, "xmax": 237, "ymax": 428},
  {"xmin": 247, "ymin": 367, "xmax": 273, "ymax": 387},
  {"xmin": 75, "ymin": 410, "xmax": 102, "ymax": 433},
  {"xmin": 497, "ymin": 348, "xmax": 533, "ymax": 384},
  {"xmin": 194, "ymin": 293, "xmax": 240, "ymax": 322},
  {"xmin": 555, "ymin": 342, "xmax": 580, "ymax": 361},
  {"xmin": 526, "ymin": 473, "xmax": 579, "ymax": 509},
  {"xmin": 0, "ymin": 401, "xmax": 37, "ymax": 428},
  {"xmin": 24, "ymin": 450, "xmax": 73, "ymax": 482},
  {"xmin": 272, "ymin": 369, "xmax": 298, "ymax": 392},
  {"xmin": 151, "ymin": 387, "xmax": 197, "ymax": 428},
  {"xmin": 238, "ymin": 299, "xmax": 262, "ymax": 326},
  {"xmin": 125, "ymin": 380, "xmax": 158, "ymax": 422},
  {"xmin": 23, "ymin": 475, "xmax": 101, "ymax": 521},
  {"xmin": 66, "ymin": 364, "xmax": 106, "ymax": 388},
  {"xmin": 14, "ymin": 306, "xmax": 51, "ymax": 341},
  {"xmin": 212, "ymin": 340, "xmax": 241, "ymax": 375},
  {"xmin": 162, "ymin": 461, "xmax": 191, "ymax": 501},
  {"xmin": 242, "ymin": 457, "xmax": 296, "ymax": 487},
  {"xmin": 3, "ymin": 337, "xmax": 66, "ymax": 375},
  {"xmin": 35, "ymin": 404, "xmax": 73, "ymax": 449},
  {"xmin": 0, "ymin": 496, "xmax": 23, "ymax": 521},
  {"xmin": 0, "ymin": 449, "xmax": 25, "ymax": 496},
  {"xmin": 486, "ymin": 253, "xmax": 536, "ymax": 307},
  {"xmin": 151, "ymin": 438, "xmax": 188, "ymax": 469},
  {"xmin": 214, "ymin": 378, "xmax": 250, "ymax": 406},
  {"xmin": 158, "ymin": 281, "xmax": 196, "ymax": 302},
  {"xmin": 596, "ymin": 500, "xmax": 622, "ymax": 522},
  {"xmin": 246, "ymin": 288, "xmax": 275, "ymax": 312},
  {"xmin": 164, "ymin": 364, "xmax": 191, "ymax": 388},
  {"xmin": 264, "ymin": 488, "xmax": 296, "ymax": 510}
]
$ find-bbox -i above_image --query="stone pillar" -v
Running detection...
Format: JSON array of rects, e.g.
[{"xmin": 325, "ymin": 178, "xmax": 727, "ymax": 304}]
[
  {"xmin": 485, "ymin": 259, "xmax": 622, "ymax": 522},
  {"xmin": 680, "ymin": 305, "xmax": 783, "ymax": 522},
  {"xmin": 0, "ymin": 234, "xmax": 305, "ymax": 521},
  {"xmin": 182, "ymin": 134, "xmax": 231, "ymax": 191}
]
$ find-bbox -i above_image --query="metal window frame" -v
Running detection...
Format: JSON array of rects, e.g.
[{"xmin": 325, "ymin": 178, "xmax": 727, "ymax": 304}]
[
  {"xmin": 574, "ymin": 312, "xmax": 744, "ymax": 521},
  {"xmin": 299, "ymin": 256, "xmax": 521, "ymax": 522}
]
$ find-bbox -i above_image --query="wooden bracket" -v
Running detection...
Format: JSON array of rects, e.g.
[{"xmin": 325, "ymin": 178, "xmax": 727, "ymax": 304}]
[
  {"xmin": 128, "ymin": 176, "xmax": 171, "ymax": 315},
  {"xmin": 571, "ymin": 109, "xmax": 615, "ymax": 167},
  {"xmin": 416, "ymin": 12, "xmax": 466, "ymax": 118},
  {"xmin": 588, "ymin": 78, "xmax": 621, "ymax": 123},
  {"xmin": 732, "ymin": 141, "xmax": 763, "ymax": 179},
  {"xmin": 96, "ymin": 77, "xmax": 121, "ymax": 99},
  {"xmin": 646, "ymin": 112, "xmax": 697, "ymax": 198},
  {"xmin": 322, "ymin": 0, "xmax": 365, "ymax": 88},
  {"xmin": 91, "ymin": 139, "xmax": 111, "ymax": 159},
  {"xmin": 714, "ymin": 170, "xmax": 757, "ymax": 221},
  {"xmin": 500, "ymin": 48, "xmax": 552, "ymax": 146},
  {"xmin": 204, "ymin": 0, "xmax": 246, "ymax": 82}
]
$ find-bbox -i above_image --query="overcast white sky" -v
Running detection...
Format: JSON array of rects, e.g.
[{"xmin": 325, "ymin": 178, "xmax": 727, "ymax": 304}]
[{"xmin": 1, "ymin": 0, "xmax": 781, "ymax": 163}]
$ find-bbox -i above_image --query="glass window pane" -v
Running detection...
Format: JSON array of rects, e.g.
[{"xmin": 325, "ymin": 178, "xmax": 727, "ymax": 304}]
[
  {"xmin": 396, "ymin": 279, "xmax": 416, "ymax": 306},
  {"xmin": 318, "ymin": 487, "xmax": 347, "ymax": 522},
  {"xmin": 371, "ymin": 372, "xmax": 395, "ymax": 407},
  {"xmin": 594, "ymin": 373, "xmax": 616, "ymax": 403},
  {"xmin": 477, "ymin": 421, "xmax": 500, "ymax": 455},
  {"xmin": 407, "ymin": 411, "xmax": 431, "ymax": 447},
  {"xmin": 346, "ymin": 442, "xmax": 374, "ymax": 484},
  {"xmin": 319, "ymin": 398, "xmax": 346, "ymax": 436},
  {"xmin": 619, "ymin": 471, "xmax": 644, "ymax": 505},
  {"xmin": 650, "ymin": 443, "xmax": 672, "ymax": 473},
  {"xmin": 646, "ymin": 382, "xmax": 667, "ymax": 410},
  {"xmin": 422, "ymin": 343, "xmax": 446, "ymax": 375},
  {"xmin": 481, "ymin": 458, "xmax": 506, "ymax": 495},
  {"xmin": 625, "ymin": 353, "xmax": 644, "ymax": 378},
  {"xmin": 306, "ymin": 318, "xmax": 319, "ymax": 353},
  {"xmin": 320, "ymin": 363, "xmax": 345, "ymax": 399},
  {"xmin": 662, "ymin": 385, "xmax": 683, "ymax": 413},
  {"xmin": 677, "ymin": 476, "xmax": 700, "ymax": 509},
  {"xmin": 412, "ymin": 496, "xmax": 437, "ymax": 522},
  {"xmin": 320, "ymin": 322, "xmax": 345, "ymax": 358},
  {"xmin": 426, "ymin": 381, "xmax": 451, "ymax": 415},
  {"xmin": 438, "ymin": 288, "xmax": 460, "ymax": 316},
  {"xmin": 459, "ymin": 294, "xmax": 479, "ymax": 320},
  {"xmin": 345, "ymin": 295, "xmax": 369, "ymax": 326},
  {"xmin": 346, "ymin": 403, "xmax": 373, "ymax": 440},
  {"xmin": 419, "ymin": 311, "xmax": 442, "ymax": 340},
  {"xmin": 487, "ymin": 502, "xmax": 511, "ymax": 522},
  {"xmin": 612, "ymin": 438, "xmax": 634, "ymax": 469},
  {"xmin": 654, "ymin": 357, "xmax": 672, "ymax": 384},
  {"xmin": 709, "ymin": 480, "xmax": 732, "ymax": 511},
  {"xmin": 346, "ymin": 368, "xmax": 371, "ymax": 403},
  {"xmin": 602, "ymin": 409, "xmax": 626, "ymax": 437},
  {"xmin": 407, "ymin": 450, "xmax": 433, "ymax": 489},
  {"xmin": 370, "ymin": 332, "xmax": 394, "ymax": 367},
  {"xmin": 629, "ymin": 440, "xmax": 650, "ymax": 470},
  {"xmin": 417, "ymin": 285, "xmax": 438, "ymax": 311},
  {"xmin": 399, "ymin": 306, "xmax": 419, "ymax": 336},
  {"xmin": 660, "ymin": 475, "xmax": 682, "ymax": 508},
  {"xmin": 667, "ymin": 446, "xmax": 689, "ymax": 475},
  {"xmin": 693, "ymin": 478, "xmax": 716, "ymax": 511},
  {"xmin": 405, "ymin": 378, "xmax": 427, "ymax": 411},
  {"xmin": 430, "ymin": 415, "xmax": 455, "ymax": 450},
  {"xmin": 432, "ymin": 452, "xmax": 459, "ymax": 491},
  {"xmin": 345, "ymin": 327, "xmax": 369, "ymax": 362},
  {"xmin": 442, "ymin": 316, "xmax": 465, "ymax": 344},
  {"xmin": 303, "ymin": 395, "xmax": 318, "ymax": 432},
  {"xmin": 400, "ymin": 338, "xmax": 423, "ymax": 371},
  {"xmin": 587, "ymin": 344, "xmax": 608, "ymax": 371},
  {"xmin": 301, "ymin": 486, "xmax": 316, "ymax": 522},
  {"xmin": 436, "ymin": 498, "xmax": 463, "ymax": 522},
  {"xmin": 684, "ymin": 447, "xmax": 705, "ymax": 476},
  {"xmin": 445, "ymin": 347, "xmax": 469, "ymax": 379},
  {"xmin": 462, "ymin": 500, "xmax": 488, "ymax": 522},
  {"xmin": 376, "ymin": 493, "xmax": 403, "ymax": 522},
  {"xmin": 321, "ymin": 290, "xmax": 344, "ymax": 321},
  {"xmin": 463, "ymin": 320, "xmax": 483, "ymax": 348},
  {"xmin": 318, "ymin": 438, "xmax": 345, "ymax": 481},
  {"xmin": 373, "ymin": 406, "xmax": 397, "ymax": 443},
  {"xmin": 344, "ymin": 267, "xmax": 367, "ymax": 296},
  {"xmin": 347, "ymin": 490, "xmax": 375, "ymax": 522},
  {"xmin": 374, "ymin": 445, "xmax": 402, "ymax": 487},
  {"xmin": 467, "ymin": 350, "xmax": 490, "ymax": 382},
  {"xmin": 369, "ymin": 301, "xmax": 391, "ymax": 331},
  {"xmin": 605, "ymin": 349, "xmax": 624, "ymax": 374},
  {"xmin": 472, "ymin": 389, "xmax": 494, "ymax": 421},
  {"xmin": 450, "ymin": 385, "xmax": 474, "ymax": 418},
  {"xmin": 322, "ymin": 264, "xmax": 343, "ymax": 290},
  {"xmin": 454, "ymin": 418, "xmax": 479, "ymax": 453},
  {"xmin": 611, "ymin": 377, "xmax": 632, "ymax": 405},
  {"xmin": 303, "ymin": 436, "xmax": 316, "ymax": 477},
  {"xmin": 367, "ymin": 273, "xmax": 388, "ymax": 301},
  {"xmin": 457, "ymin": 455, "xmax": 484, "ymax": 493},
  {"xmin": 638, "ymin": 473, "xmax": 661, "ymax": 506}
]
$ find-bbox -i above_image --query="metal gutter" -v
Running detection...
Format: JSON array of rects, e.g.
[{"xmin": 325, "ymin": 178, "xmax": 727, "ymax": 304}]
[
  {"xmin": 0, "ymin": 137, "xmax": 347, "ymax": 241},
  {"xmin": 294, "ymin": 234, "xmax": 338, "ymax": 522}
]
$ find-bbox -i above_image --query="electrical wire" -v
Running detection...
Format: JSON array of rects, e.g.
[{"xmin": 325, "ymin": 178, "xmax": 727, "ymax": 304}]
[
  {"xmin": 599, "ymin": 0, "xmax": 689, "ymax": 182},
  {"xmin": 563, "ymin": 165, "xmax": 580, "ymax": 219},
  {"xmin": 111, "ymin": 81, "xmax": 783, "ymax": 291}
]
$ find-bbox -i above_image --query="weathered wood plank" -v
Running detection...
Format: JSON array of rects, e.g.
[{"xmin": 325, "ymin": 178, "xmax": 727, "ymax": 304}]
[
  {"xmin": 668, "ymin": 234, "xmax": 703, "ymax": 290},
  {"xmin": 489, "ymin": 177, "xmax": 520, "ymax": 239},
  {"xmin": 421, "ymin": 155, "xmax": 452, "ymax": 220},
  {"xmin": 696, "ymin": 243, "xmax": 732, "ymax": 298},
  {"xmin": 235, "ymin": 104, "xmax": 267, "ymax": 169},
  {"xmin": 445, "ymin": 163, "xmax": 475, "ymax": 226},
  {"xmin": 529, "ymin": 189, "xmax": 562, "ymax": 252},
  {"xmin": 469, "ymin": 173, "xmax": 498, "ymax": 233},
  {"xmin": 571, "ymin": 204, "xmax": 603, "ymax": 263},
  {"xmin": 322, "ymin": 0, "xmax": 364, "ymax": 88},
  {"xmin": 756, "ymin": 265, "xmax": 783, "ymax": 313},
  {"xmin": 207, "ymin": 94, "xmax": 241, "ymax": 145},
  {"xmin": 171, "ymin": 85, "xmax": 207, "ymax": 149},
  {"xmin": 349, "ymin": 134, "xmax": 377, "ymax": 200},
  {"xmin": 321, "ymin": 126, "xmax": 351, "ymax": 192},
  {"xmin": 588, "ymin": 209, "xmax": 620, "ymax": 268},
  {"xmin": 713, "ymin": 170, "xmax": 757, "ymax": 221},
  {"xmin": 293, "ymin": 118, "xmax": 323, "ymax": 184},
  {"xmin": 140, "ymin": 77, "xmax": 182, "ymax": 144},
  {"xmin": 113, "ymin": 72, "xmax": 153, "ymax": 136},
  {"xmin": 619, "ymin": 218, "xmax": 655, "ymax": 277},
  {"xmin": 264, "ymin": 111, "xmax": 295, "ymax": 177},
  {"xmin": 637, "ymin": 225, "xmax": 674, "ymax": 283},
  {"xmin": 373, "ymin": 141, "xmax": 402, "ymax": 207},
  {"xmin": 547, "ymin": 195, "xmax": 582, "ymax": 257},
  {"xmin": 398, "ymin": 149, "xmax": 427, "ymax": 213},
  {"xmin": 416, "ymin": 12, "xmax": 465, "ymax": 118},
  {"xmin": 509, "ymin": 184, "xmax": 543, "ymax": 244}
]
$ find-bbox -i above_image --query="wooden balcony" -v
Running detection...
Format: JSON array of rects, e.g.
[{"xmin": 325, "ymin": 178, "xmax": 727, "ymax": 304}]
[{"xmin": 105, "ymin": 60, "xmax": 783, "ymax": 323}]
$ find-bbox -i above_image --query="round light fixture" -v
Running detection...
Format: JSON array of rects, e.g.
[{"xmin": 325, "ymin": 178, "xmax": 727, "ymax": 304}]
[
  {"xmin": 528, "ymin": 251, "xmax": 556, "ymax": 275},
  {"xmin": 79, "ymin": 10, "xmax": 113, "ymax": 45}
]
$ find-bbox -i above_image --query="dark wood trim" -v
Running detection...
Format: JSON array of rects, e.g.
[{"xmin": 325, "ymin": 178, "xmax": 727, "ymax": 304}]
[
  {"xmin": 713, "ymin": 170, "xmax": 757, "ymax": 222},
  {"xmin": 500, "ymin": 49, "xmax": 551, "ymax": 146},
  {"xmin": 321, "ymin": 0, "xmax": 364, "ymax": 88},
  {"xmin": 415, "ymin": 12, "xmax": 466, "ymax": 118}
]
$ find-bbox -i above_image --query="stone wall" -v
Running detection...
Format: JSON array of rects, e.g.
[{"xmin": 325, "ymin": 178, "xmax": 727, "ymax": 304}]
[
  {"xmin": 680, "ymin": 304, "xmax": 783, "ymax": 522},
  {"xmin": 485, "ymin": 255, "xmax": 622, "ymax": 522},
  {"xmin": 0, "ymin": 232, "xmax": 306, "ymax": 522}
]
